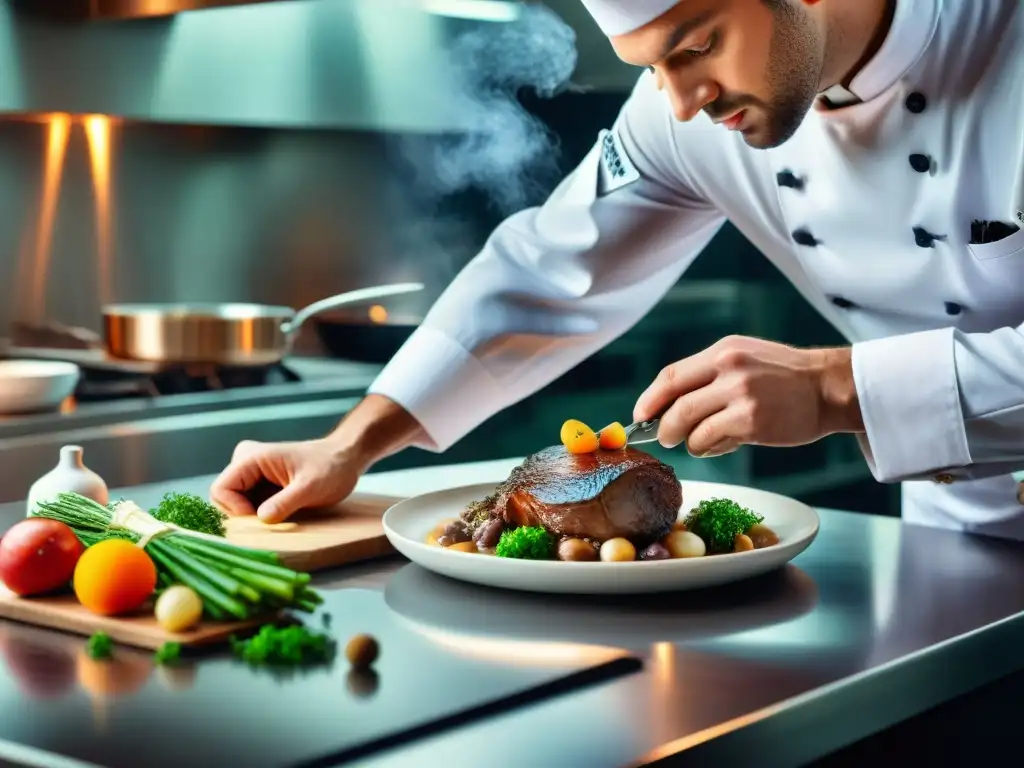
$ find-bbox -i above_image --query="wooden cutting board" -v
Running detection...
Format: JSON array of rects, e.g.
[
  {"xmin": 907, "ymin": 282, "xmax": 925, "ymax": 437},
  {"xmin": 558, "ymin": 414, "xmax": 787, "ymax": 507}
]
[
  {"xmin": 0, "ymin": 586, "xmax": 266, "ymax": 650},
  {"xmin": 221, "ymin": 491, "xmax": 403, "ymax": 572},
  {"xmin": 0, "ymin": 492, "xmax": 404, "ymax": 648}
]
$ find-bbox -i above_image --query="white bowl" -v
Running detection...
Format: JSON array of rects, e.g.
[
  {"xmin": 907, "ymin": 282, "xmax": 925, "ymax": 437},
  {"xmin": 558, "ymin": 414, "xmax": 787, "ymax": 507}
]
[{"xmin": 0, "ymin": 360, "xmax": 81, "ymax": 414}]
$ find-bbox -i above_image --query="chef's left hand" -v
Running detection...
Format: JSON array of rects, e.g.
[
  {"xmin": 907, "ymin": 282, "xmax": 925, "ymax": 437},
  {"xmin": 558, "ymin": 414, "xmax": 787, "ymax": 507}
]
[{"xmin": 633, "ymin": 336, "xmax": 865, "ymax": 457}]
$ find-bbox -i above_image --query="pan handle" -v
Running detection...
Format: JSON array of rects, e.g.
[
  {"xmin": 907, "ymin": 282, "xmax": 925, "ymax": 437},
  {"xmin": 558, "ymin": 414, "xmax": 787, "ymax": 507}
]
[{"xmin": 281, "ymin": 282, "xmax": 425, "ymax": 336}]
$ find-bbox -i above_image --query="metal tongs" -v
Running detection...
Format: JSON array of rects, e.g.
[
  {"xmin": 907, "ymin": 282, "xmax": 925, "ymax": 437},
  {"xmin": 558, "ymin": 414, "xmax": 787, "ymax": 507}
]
[{"xmin": 624, "ymin": 418, "xmax": 661, "ymax": 445}]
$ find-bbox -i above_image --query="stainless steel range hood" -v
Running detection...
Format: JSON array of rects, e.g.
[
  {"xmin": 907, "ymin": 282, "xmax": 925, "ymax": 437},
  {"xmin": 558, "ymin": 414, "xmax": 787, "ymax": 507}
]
[
  {"xmin": 12, "ymin": 0, "xmax": 292, "ymax": 21},
  {"xmin": 0, "ymin": 0, "xmax": 636, "ymax": 129}
]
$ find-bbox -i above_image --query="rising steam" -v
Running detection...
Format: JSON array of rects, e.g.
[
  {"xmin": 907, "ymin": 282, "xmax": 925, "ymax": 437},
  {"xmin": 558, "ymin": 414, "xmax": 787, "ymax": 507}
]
[{"xmin": 402, "ymin": 3, "xmax": 580, "ymax": 215}]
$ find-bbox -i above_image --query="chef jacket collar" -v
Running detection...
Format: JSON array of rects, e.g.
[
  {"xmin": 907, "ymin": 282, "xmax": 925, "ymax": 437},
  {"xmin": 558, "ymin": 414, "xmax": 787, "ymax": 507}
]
[{"xmin": 829, "ymin": 0, "xmax": 942, "ymax": 105}]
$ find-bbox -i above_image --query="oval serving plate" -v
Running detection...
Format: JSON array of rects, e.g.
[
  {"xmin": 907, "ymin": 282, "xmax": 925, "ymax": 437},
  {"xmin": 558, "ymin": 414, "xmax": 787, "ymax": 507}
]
[{"xmin": 382, "ymin": 479, "xmax": 820, "ymax": 595}]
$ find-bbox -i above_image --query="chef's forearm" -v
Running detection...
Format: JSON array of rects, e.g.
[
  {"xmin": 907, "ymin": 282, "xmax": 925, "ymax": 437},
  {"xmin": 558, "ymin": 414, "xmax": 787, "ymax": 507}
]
[
  {"xmin": 818, "ymin": 346, "xmax": 865, "ymax": 435},
  {"xmin": 326, "ymin": 393, "xmax": 424, "ymax": 471}
]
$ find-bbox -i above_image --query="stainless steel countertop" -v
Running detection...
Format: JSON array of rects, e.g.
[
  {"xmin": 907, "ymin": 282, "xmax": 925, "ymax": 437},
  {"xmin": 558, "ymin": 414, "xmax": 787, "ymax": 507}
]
[{"xmin": 2, "ymin": 460, "xmax": 1024, "ymax": 767}]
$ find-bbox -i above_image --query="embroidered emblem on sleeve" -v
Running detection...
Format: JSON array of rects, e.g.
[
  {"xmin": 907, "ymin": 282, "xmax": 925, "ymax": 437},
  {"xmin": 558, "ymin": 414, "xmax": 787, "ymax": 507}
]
[{"xmin": 597, "ymin": 128, "xmax": 640, "ymax": 196}]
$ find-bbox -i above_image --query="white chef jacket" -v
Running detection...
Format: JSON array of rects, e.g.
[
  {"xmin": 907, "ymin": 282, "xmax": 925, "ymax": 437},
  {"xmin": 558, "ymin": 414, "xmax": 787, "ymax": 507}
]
[{"xmin": 370, "ymin": 0, "xmax": 1024, "ymax": 538}]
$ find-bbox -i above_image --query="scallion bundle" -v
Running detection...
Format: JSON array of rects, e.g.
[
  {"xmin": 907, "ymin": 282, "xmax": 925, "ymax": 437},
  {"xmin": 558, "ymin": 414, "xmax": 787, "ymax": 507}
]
[{"xmin": 32, "ymin": 492, "xmax": 322, "ymax": 622}]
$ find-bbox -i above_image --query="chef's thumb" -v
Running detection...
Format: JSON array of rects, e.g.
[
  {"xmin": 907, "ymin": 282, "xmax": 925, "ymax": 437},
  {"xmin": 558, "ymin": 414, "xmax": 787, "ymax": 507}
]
[{"xmin": 256, "ymin": 481, "xmax": 308, "ymax": 524}]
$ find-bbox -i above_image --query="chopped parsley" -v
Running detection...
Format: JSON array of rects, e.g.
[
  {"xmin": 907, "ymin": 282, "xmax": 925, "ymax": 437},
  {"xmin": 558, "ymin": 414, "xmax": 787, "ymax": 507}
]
[
  {"xmin": 85, "ymin": 631, "xmax": 113, "ymax": 660},
  {"xmin": 154, "ymin": 642, "xmax": 182, "ymax": 665},
  {"xmin": 230, "ymin": 624, "xmax": 335, "ymax": 667},
  {"xmin": 151, "ymin": 492, "xmax": 228, "ymax": 537}
]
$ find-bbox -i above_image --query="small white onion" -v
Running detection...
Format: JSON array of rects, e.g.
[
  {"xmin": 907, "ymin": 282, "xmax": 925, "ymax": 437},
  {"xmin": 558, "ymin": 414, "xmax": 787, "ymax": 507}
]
[
  {"xmin": 664, "ymin": 530, "xmax": 706, "ymax": 558},
  {"xmin": 154, "ymin": 585, "xmax": 203, "ymax": 633}
]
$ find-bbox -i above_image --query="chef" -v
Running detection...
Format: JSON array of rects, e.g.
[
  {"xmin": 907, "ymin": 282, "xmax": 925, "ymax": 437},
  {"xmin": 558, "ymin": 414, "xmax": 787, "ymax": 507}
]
[{"xmin": 211, "ymin": 0, "xmax": 1024, "ymax": 539}]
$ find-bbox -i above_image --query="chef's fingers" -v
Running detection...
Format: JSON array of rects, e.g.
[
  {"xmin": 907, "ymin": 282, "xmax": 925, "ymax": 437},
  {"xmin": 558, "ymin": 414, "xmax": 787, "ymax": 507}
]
[
  {"xmin": 634, "ymin": 350, "xmax": 718, "ymax": 422},
  {"xmin": 656, "ymin": 384, "xmax": 729, "ymax": 449},
  {"xmin": 209, "ymin": 457, "xmax": 267, "ymax": 516},
  {"xmin": 685, "ymin": 405, "xmax": 746, "ymax": 457},
  {"xmin": 209, "ymin": 485, "xmax": 256, "ymax": 517},
  {"xmin": 231, "ymin": 439, "xmax": 264, "ymax": 462},
  {"xmin": 256, "ymin": 481, "xmax": 309, "ymax": 524}
]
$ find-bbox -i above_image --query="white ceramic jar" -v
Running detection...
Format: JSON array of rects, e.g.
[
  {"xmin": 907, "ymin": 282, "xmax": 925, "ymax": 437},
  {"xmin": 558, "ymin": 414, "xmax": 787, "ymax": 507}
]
[{"xmin": 26, "ymin": 445, "xmax": 109, "ymax": 516}]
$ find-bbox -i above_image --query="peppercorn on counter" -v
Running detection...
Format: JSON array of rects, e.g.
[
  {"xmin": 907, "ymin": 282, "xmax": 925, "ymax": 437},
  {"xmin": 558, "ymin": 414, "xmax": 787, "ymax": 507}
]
[{"xmin": 2, "ymin": 458, "xmax": 1024, "ymax": 767}]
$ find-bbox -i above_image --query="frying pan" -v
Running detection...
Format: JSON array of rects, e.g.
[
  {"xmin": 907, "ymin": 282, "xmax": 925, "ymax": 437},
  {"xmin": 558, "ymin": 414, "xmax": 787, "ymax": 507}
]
[
  {"xmin": 101, "ymin": 282, "xmax": 424, "ymax": 367},
  {"xmin": 313, "ymin": 311, "xmax": 421, "ymax": 364}
]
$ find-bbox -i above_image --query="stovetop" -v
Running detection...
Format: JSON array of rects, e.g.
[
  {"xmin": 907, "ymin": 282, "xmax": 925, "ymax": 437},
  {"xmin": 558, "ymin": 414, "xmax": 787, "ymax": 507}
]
[
  {"xmin": 0, "ymin": 340, "xmax": 383, "ymax": 441},
  {"xmin": 2, "ymin": 343, "xmax": 303, "ymax": 400},
  {"xmin": 72, "ymin": 357, "xmax": 301, "ymax": 402}
]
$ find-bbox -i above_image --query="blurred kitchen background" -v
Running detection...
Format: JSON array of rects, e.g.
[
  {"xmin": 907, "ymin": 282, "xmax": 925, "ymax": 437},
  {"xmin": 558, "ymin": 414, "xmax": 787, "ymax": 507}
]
[{"xmin": 0, "ymin": 0, "xmax": 898, "ymax": 516}]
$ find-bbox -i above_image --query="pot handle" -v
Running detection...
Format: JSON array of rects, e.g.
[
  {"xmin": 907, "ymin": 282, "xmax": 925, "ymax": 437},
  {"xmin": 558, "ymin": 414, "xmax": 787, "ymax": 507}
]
[{"xmin": 281, "ymin": 282, "xmax": 425, "ymax": 336}]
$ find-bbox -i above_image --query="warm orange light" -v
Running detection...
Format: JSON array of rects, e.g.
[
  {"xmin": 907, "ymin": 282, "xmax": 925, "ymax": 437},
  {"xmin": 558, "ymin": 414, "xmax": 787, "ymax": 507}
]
[
  {"xmin": 83, "ymin": 114, "xmax": 114, "ymax": 306},
  {"xmin": 368, "ymin": 305, "xmax": 388, "ymax": 324},
  {"xmin": 28, "ymin": 113, "xmax": 72, "ymax": 323}
]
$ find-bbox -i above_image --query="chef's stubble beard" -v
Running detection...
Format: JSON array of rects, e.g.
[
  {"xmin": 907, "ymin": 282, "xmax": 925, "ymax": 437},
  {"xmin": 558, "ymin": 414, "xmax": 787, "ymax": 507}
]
[{"xmin": 755, "ymin": 0, "xmax": 825, "ymax": 148}]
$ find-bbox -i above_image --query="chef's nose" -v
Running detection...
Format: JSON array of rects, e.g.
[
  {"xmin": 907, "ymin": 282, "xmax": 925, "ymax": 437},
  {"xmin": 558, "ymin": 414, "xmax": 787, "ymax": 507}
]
[{"xmin": 660, "ymin": 72, "xmax": 718, "ymax": 122}]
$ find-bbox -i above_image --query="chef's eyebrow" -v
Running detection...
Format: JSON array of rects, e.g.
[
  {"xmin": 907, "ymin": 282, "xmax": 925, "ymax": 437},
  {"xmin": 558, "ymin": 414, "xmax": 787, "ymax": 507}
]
[{"xmin": 646, "ymin": 9, "xmax": 717, "ymax": 66}]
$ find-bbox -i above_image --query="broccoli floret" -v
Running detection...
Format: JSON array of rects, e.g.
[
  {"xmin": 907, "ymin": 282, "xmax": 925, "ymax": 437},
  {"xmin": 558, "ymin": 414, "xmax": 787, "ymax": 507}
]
[
  {"xmin": 494, "ymin": 526, "xmax": 555, "ymax": 560},
  {"xmin": 683, "ymin": 498, "xmax": 764, "ymax": 554}
]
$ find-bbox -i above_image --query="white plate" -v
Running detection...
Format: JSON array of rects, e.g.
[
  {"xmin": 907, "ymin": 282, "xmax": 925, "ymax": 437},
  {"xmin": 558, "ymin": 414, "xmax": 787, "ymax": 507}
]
[{"xmin": 382, "ymin": 479, "xmax": 820, "ymax": 595}]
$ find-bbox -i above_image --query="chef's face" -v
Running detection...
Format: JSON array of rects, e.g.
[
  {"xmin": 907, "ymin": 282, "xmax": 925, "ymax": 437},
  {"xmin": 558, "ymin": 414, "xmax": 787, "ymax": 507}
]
[{"xmin": 610, "ymin": 0, "xmax": 826, "ymax": 148}]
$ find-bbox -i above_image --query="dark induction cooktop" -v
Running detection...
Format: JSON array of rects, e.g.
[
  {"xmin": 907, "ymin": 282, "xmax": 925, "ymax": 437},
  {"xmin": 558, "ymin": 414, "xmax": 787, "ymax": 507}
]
[{"xmin": 0, "ymin": 588, "xmax": 641, "ymax": 767}]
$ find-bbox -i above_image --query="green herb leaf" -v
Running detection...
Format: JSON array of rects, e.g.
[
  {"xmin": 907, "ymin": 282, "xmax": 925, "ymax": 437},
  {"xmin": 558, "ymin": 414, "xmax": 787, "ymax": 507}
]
[
  {"xmin": 494, "ymin": 526, "xmax": 555, "ymax": 560},
  {"xmin": 152, "ymin": 493, "xmax": 228, "ymax": 537},
  {"xmin": 154, "ymin": 641, "xmax": 182, "ymax": 665},
  {"xmin": 230, "ymin": 624, "xmax": 336, "ymax": 667},
  {"xmin": 86, "ymin": 631, "xmax": 113, "ymax": 660},
  {"xmin": 683, "ymin": 498, "xmax": 764, "ymax": 554}
]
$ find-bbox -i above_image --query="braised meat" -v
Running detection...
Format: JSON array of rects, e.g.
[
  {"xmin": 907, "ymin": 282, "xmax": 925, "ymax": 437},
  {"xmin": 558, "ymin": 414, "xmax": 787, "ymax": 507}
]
[{"xmin": 461, "ymin": 445, "xmax": 682, "ymax": 546}]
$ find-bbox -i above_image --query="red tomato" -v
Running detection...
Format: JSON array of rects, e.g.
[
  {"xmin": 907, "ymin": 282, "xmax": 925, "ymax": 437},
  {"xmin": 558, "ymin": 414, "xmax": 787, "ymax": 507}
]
[{"xmin": 0, "ymin": 519, "xmax": 84, "ymax": 597}]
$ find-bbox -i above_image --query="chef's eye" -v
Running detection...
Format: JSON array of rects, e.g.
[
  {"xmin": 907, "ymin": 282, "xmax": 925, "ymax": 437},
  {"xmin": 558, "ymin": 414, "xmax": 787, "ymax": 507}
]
[{"xmin": 686, "ymin": 32, "xmax": 717, "ymax": 58}]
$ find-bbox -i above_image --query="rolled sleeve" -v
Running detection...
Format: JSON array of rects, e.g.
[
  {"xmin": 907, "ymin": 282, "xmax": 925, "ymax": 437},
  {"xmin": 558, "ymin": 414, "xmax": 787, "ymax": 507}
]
[
  {"xmin": 851, "ymin": 327, "xmax": 972, "ymax": 482},
  {"xmin": 367, "ymin": 326, "xmax": 505, "ymax": 453}
]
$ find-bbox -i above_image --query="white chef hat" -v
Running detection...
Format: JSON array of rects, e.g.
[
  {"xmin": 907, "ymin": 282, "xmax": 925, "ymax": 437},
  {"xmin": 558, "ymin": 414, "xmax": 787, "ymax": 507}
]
[{"xmin": 578, "ymin": 0, "xmax": 682, "ymax": 36}]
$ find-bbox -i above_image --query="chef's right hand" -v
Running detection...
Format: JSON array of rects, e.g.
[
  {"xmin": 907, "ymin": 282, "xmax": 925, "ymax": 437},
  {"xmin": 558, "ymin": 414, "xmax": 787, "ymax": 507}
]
[
  {"xmin": 209, "ymin": 438, "xmax": 362, "ymax": 523},
  {"xmin": 209, "ymin": 394, "xmax": 423, "ymax": 523}
]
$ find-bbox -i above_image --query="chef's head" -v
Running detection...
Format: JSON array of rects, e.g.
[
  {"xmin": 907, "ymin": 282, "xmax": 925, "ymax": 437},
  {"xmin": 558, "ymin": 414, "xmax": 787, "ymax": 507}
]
[{"xmin": 582, "ymin": 0, "xmax": 826, "ymax": 148}]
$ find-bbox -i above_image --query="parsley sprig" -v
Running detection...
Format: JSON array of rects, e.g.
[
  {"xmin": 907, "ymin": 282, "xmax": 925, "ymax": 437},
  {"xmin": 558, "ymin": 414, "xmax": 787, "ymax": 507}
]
[{"xmin": 683, "ymin": 498, "xmax": 764, "ymax": 554}]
